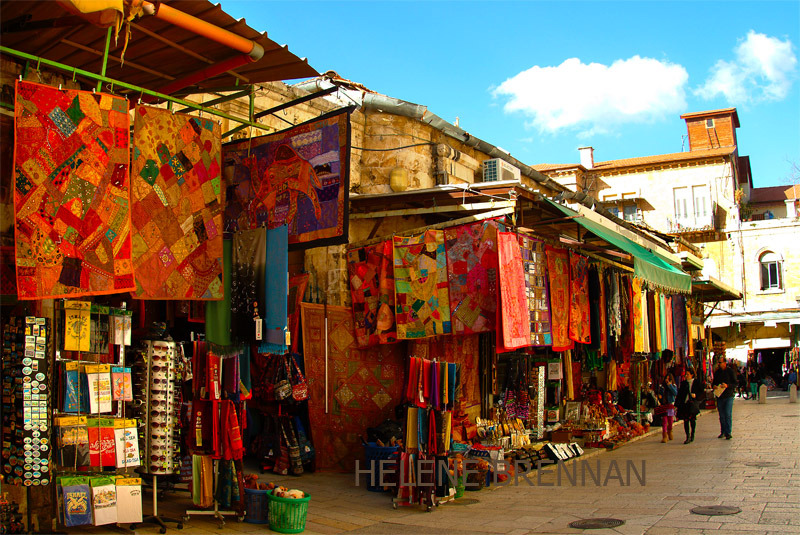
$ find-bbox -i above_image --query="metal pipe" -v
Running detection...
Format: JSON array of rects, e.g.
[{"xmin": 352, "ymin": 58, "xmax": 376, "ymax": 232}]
[
  {"xmin": 0, "ymin": 46, "xmax": 270, "ymax": 132},
  {"xmin": 144, "ymin": 1, "xmax": 264, "ymax": 61},
  {"xmin": 96, "ymin": 27, "xmax": 111, "ymax": 92}
]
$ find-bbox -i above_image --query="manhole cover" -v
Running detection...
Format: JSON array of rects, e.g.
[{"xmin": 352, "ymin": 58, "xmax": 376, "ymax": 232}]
[
  {"xmin": 691, "ymin": 506, "xmax": 741, "ymax": 516},
  {"xmin": 569, "ymin": 518, "xmax": 625, "ymax": 529},
  {"xmin": 745, "ymin": 461, "xmax": 779, "ymax": 467},
  {"xmin": 448, "ymin": 498, "xmax": 479, "ymax": 506}
]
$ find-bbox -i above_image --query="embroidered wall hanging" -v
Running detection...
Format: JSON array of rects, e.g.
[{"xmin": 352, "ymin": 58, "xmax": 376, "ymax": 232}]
[
  {"xmin": 130, "ymin": 105, "xmax": 223, "ymax": 300},
  {"xmin": 347, "ymin": 239, "xmax": 397, "ymax": 347},
  {"xmin": 497, "ymin": 232, "xmax": 531, "ymax": 350},
  {"xmin": 222, "ymin": 108, "xmax": 351, "ymax": 250},
  {"xmin": 12, "ymin": 81, "xmax": 134, "ymax": 299},
  {"xmin": 301, "ymin": 303, "xmax": 404, "ymax": 472},
  {"xmin": 517, "ymin": 233, "xmax": 552, "ymax": 346},
  {"xmin": 545, "ymin": 245, "xmax": 573, "ymax": 351},
  {"xmin": 393, "ymin": 230, "xmax": 451, "ymax": 339},
  {"xmin": 443, "ymin": 221, "xmax": 498, "ymax": 335},
  {"xmin": 568, "ymin": 251, "xmax": 591, "ymax": 344}
]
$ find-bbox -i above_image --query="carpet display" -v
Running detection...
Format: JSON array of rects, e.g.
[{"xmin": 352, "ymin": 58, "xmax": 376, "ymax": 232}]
[
  {"xmin": 545, "ymin": 245, "xmax": 573, "ymax": 351},
  {"xmin": 568, "ymin": 251, "xmax": 591, "ymax": 344},
  {"xmin": 497, "ymin": 232, "xmax": 531, "ymax": 350},
  {"xmin": 347, "ymin": 240, "xmax": 397, "ymax": 347},
  {"xmin": 222, "ymin": 109, "xmax": 350, "ymax": 249},
  {"xmin": 12, "ymin": 81, "xmax": 134, "ymax": 299},
  {"xmin": 517, "ymin": 233, "xmax": 552, "ymax": 347},
  {"xmin": 443, "ymin": 221, "xmax": 498, "ymax": 335},
  {"xmin": 130, "ymin": 105, "xmax": 223, "ymax": 300},
  {"xmin": 301, "ymin": 303, "xmax": 404, "ymax": 472},
  {"xmin": 393, "ymin": 230, "xmax": 451, "ymax": 339}
]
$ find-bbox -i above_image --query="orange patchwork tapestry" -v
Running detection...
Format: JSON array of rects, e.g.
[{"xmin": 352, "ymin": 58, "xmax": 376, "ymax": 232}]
[
  {"xmin": 546, "ymin": 245, "xmax": 573, "ymax": 351},
  {"xmin": 301, "ymin": 303, "xmax": 405, "ymax": 472},
  {"xmin": 497, "ymin": 232, "xmax": 531, "ymax": 350},
  {"xmin": 130, "ymin": 105, "xmax": 224, "ymax": 299},
  {"xmin": 13, "ymin": 81, "xmax": 134, "ymax": 299}
]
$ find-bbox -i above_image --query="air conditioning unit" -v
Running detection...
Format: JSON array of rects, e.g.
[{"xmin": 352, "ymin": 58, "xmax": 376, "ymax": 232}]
[{"xmin": 482, "ymin": 158, "xmax": 521, "ymax": 182}]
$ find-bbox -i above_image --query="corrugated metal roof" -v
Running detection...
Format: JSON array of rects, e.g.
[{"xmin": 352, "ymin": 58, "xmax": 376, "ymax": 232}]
[{"xmin": 0, "ymin": 0, "xmax": 318, "ymax": 93}]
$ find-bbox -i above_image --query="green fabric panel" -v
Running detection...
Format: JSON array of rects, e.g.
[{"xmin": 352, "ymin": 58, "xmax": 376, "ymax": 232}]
[
  {"xmin": 205, "ymin": 239, "xmax": 232, "ymax": 346},
  {"xmin": 543, "ymin": 199, "xmax": 691, "ymax": 293}
]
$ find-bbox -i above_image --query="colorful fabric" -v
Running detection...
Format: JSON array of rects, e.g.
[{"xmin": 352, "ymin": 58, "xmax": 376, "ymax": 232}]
[
  {"xmin": 393, "ymin": 230, "xmax": 451, "ymax": 339},
  {"xmin": 497, "ymin": 232, "xmax": 531, "ymax": 350},
  {"xmin": 546, "ymin": 246, "xmax": 573, "ymax": 351},
  {"xmin": 287, "ymin": 273, "xmax": 309, "ymax": 353},
  {"xmin": 672, "ymin": 294, "xmax": 688, "ymax": 357},
  {"xmin": 300, "ymin": 303, "xmax": 404, "ymax": 472},
  {"xmin": 568, "ymin": 251, "xmax": 591, "ymax": 344},
  {"xmin": 409, "ymin": 334, "xmax": 480, "ymax": 411},
  {"xmin": 205, "ymin": 240, "xmax": 232, "ymax": 346},
  {"xmin": 443, "ymin": 221, "xmax": 498, "ymax": 335},
  {"xmin": 659, "ymin": 293, "xmax": 667, "ymax": 351},
  {"xmin": 222, "ymin": 109, "xmax": 350, "ymax": 249},
  {"xmin": 665, "ymin": 295, "xmax": 674, "ymax": 352},
  {"xmin": 262, "ymin": 225, "xmax": 288, "ymax": 351},
  {"xmin": 130, "ymin": 106, "xmax": 223, "ymax": 299},
  {"xmin": 13, "ymin": 81, "xmax": 134, "ymax": 299},
  {"xmin": 518, "ymin": 233, "xmax": 552, "ymax": 346},
  {"xmin": 347, "ymin": 240, "xmax": 397, "ymax": 346},
  {"xmin": 230, "ymin": 228, "xmax": 266, "ymax": 343},
  {"xmin": 632, "ymin": 278, "xmax": 644, "ymax": 352}
]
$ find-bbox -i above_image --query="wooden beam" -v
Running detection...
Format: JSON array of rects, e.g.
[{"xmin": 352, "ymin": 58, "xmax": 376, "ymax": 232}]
[{"xmin": 349, "ymin": 201, "xmax": 515, "ymax": 219}]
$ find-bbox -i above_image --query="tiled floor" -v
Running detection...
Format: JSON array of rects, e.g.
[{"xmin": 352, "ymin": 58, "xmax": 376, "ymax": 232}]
[{"xmin": 64, "ymin": 393, "xmax": 800, "ymax": 534}]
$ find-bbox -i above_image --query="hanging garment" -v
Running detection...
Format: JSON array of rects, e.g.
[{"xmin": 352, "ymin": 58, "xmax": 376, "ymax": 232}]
[
  {"xmin": 262, "ymin": 225, "xmax": 289, "ymax": 352},
  {"xmin": 665, "ymin": 296, "xmax": 674, "ymax": 352},
  {"xmin": 672, "ymin": 294, "xmax": 688, "ymax": 359},
  {"xmin": 406, "ymin": 407, "xmax": 419, "ymax": 450},
  {"xmin": 220, "ymin": 400, "xmax": 244, "ymax": 461},
  {"xmin": 497, "ymin": 232, "xmax": 532, "ymax": 350},
  {"xmin": 659, "ymin": 294, "xmax": 668, "ymax": 352},
  {"xmin": 632, "ymin": 278, "xmax": 644, "ymax": 353},
  {"xmin": 647, "ymin": 291, "xmax": 658, "ymax": 353},
  {"xmin": 641, "ymin": 288, "xmax": 650, "ymax": 352},
  {"xmin": 192, "ymin": 455, "xmax": 214, "ymax": 508},
  {"xmin": 568, "ymin": 252, "xmax": 591, "ymax": 344},
  {"xmin": 545, "ymin": 246, "xmax": 573, "ymax": 351}
]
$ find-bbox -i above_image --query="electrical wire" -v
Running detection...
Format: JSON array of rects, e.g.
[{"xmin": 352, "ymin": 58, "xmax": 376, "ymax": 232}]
[{"xmin": 351, "ymin": 142, "xmax": 435, "ymax": 152}]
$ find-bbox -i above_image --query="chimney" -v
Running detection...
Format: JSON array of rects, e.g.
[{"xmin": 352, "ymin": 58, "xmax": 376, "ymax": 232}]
[{"xmin": 579, "ymin": 146, "xmax": 594, "ymax": 169}]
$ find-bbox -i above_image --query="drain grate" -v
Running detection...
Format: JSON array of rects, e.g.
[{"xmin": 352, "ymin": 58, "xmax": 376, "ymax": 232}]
[
  {"xmin": 569, "ymin": 518, "xmax": 625, "ymax": 529},
  {"xmin": 745, "ymin": 461, "xmax": 779, "ymax": 467},
  {"xmin": 691, "ymin": 506, "xmax": 741, "ymax": 516},
  {"xmin": 447, "ymin": 498, "xmax": 479, "ymax": 506}
]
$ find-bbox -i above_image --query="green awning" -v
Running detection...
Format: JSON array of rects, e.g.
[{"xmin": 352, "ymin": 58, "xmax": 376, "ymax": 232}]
[{"xmin": 544, "ymin": 199, "xmax": 692, "ymax": 294}]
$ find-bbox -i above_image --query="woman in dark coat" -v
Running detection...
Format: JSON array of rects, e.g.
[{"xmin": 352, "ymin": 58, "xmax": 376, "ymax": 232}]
[{"xmin": 676, "ymin": 367, "xmax": 705, "ymax": 443}]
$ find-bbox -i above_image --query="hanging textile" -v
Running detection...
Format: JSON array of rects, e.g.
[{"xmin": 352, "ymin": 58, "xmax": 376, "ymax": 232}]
[
  {"xmin": 497, "ymin": 232, "xmax": 531, "ymax": 350},
  {"xmin": 659, "ymin": 293, "xmax": 667, "ymax": 351},
  {"xmin": 222, "ymin": 108, "xmax": 350, "ymax": 249},
  {"xmin": 686, "ymin": 303, "xmax": 694, "ymax": 357},
  {"xmin": 641, "ymin": 287, "xmax": 650, "ymax": 352},
  {"xmin": 205, "ymin": 240, "xmax": 232, "ymax": 347},
  {"xmin": 192, "ymin": 455, "xmax": 214, "ymax": 507},
  {"xmin": 130, "ymin": 105, "xmax": 223, "ymax": 300},
  {"xmin": 517, "ymin": 233, "xmax": 552, "ymax": 346},
  {"xmin": 647, "ymin": 291, "xmax": 658, "ymax": 353},
  {"xmin": 347, "ymin": 239, "xmax": 397, "ymax": 346},
  {"xmin": 393, "ymin": 230, "xmax": 451, "ymax": 339},
  {"xmin": 568, "ymin": 251, "xmax": 591, "ymax": 344},
  {"xmin": 631, "ymin": 278, "xmax": 644, "ymax": 353},
  {"xmin": 262, "ymin": 225, "xmax": 289, "ymax": 352},
  {"xmin": 588, "ymin": 266, "xmax": 602, "ymax": 351},
  {"xmin": 665, "ymin": 296, "xmax": 674, "ymax": 352},
  {"xmin": 287, "ymin": 273, "xmax": 309, "ymax": 353},
  {"xmin": 563, "ymin": 351, "xmax": 574, "ymax": 399},
  {"xmin": 443, "ymin": 220, "xmax": 499, "ymax": 335},
  {"xmin": 545, "ymin": 246, "xmax": 573, "ymax": 351},
  {"xmin": 12, "ymin": 81, "xmax": 134, "ymax": 299},
  {"xmin": 300, "ymin": 303, "xmax": 404, "ymax": 472},
  {"xmin": 408, "ymin": 334, "xmax": 480, "ymax": 412},
  {"xmin": 231, "ymin": 228, "xmax": 266, "ymax": 342},
  {"xmin": 672, "ymin": 294, "xmax": 688, "ymax": 358}
]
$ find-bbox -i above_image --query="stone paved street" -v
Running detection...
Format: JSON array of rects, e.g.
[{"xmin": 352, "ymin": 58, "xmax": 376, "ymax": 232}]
[{"xmin": 120, "ymin": 395, "xmax": 799, "ymax": 535}]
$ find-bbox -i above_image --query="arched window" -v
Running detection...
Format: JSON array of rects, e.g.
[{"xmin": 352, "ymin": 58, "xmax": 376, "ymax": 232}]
[{"xmin": 759, "ymin": 251, "xmax": 782, "ymax": 290}]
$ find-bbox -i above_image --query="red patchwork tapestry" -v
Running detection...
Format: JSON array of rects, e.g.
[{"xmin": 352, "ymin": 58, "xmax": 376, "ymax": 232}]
[
  {"xmin": 393, "ymin": 230, "xmax": 451, "ymax": 339},
  {"xmin": 545, "ymin": 246, "xmax": 573, "ymax": 351},
  {"xmin": 347, "ymin": 240, "xmax": 397, "ymax": 347},
  {"xmin": 443, "ymin": 221, "xmax": 498, "ymax": 335},
  {"xmin": 222, "ymin": 108, "xmax": 350, "ymax": 249},
  {"xmin": 130, "ymin": 105, "xmax": 224, "ymax": 299},
  {"xmin": 301, "ymin": 303, "xmax": 404, "ymax": 472},
  {"xmin": 568, "ymin": 251, "xmax": 591, "ymax": 344},
  {"xmin": 409, "ymin": 334, "xmax": 480, "ymax": 411},
  {"xmin": 517, "ymin": 233, "xmax": 552, "ymax": 346},
  {"xmin": 497, "ymin": 232, "xmax": 531, "ymax": 350},
  {"xmin": 13, "ymin": 81, "xmax": 134, "ymax": 299}
]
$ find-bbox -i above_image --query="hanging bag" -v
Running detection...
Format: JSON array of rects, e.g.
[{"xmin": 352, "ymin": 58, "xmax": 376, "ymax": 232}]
[
  {"xmin": 273, "ymin": 356, "xmax": 292, "ymax": 401},
  {"xmin": 289, "ymin": 356, "xmax": 309, "ymax": 402}
]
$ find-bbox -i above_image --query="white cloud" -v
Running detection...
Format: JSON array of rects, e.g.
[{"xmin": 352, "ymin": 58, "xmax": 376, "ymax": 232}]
[
  {"xmin": 696, "ymin": 31, "xmax": 797, "ymax": 103},
  {"xmin": 493, "ymin": 56, "xmax": 689, "ymax": 136}
]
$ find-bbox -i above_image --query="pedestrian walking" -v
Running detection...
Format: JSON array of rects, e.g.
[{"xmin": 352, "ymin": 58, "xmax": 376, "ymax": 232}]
[
  {"xmin": 713, "ymin": 356, "xmax": 737, "ymax": 439},
  {"xmin": 676, "ymin": 367, "xmax": 704, "ymax": 443},
  {"xmin": 657, "ymin": 372, "xmax": 678, "ymax": 443}
]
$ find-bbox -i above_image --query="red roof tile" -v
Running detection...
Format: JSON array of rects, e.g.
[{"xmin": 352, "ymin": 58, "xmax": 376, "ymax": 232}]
[{"xmin": 749, "ymin": 185, "xmax": 799, "ymax": 203}]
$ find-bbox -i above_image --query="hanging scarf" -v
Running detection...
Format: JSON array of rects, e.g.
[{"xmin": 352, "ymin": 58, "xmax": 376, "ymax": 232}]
[
  {"xmin": 261, "ymin": 225, "xmax": 289, "ymax": 352},
  {"xmin": 665, "ymin": 296, "xmax": 674, "ymax": 352},
  {"xmin": 220, "ymin": 400, "xmax": 244, "ymax": 461},
  {"xmin": 659, "ymin": 294, "xmax": 667, "ymax": 351},
  {"xmin": 205, "ymin": 240, "xmax": 233, "ymax": 346}
]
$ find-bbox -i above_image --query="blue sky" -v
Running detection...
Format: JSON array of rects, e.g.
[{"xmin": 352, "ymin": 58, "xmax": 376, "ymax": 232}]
[{"xmin": 226, "ymin": 1, "xmax": 800, "ymax": 188}]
